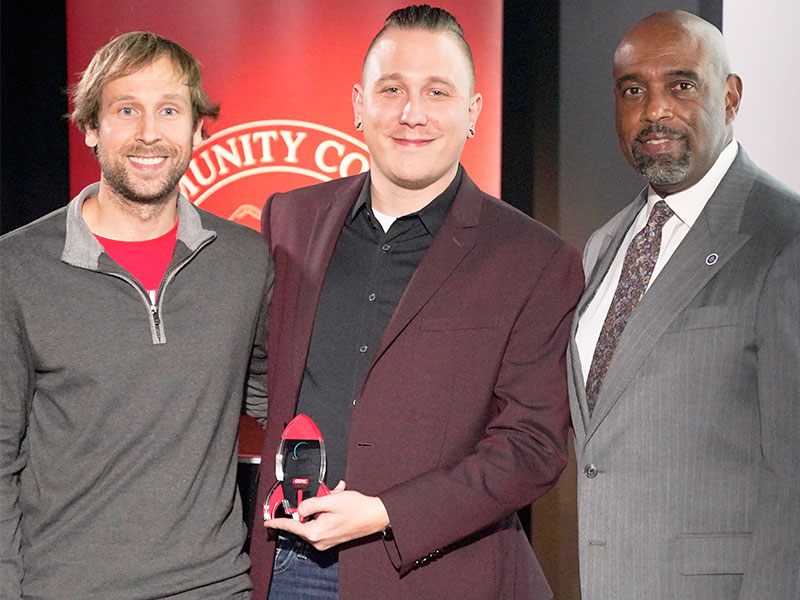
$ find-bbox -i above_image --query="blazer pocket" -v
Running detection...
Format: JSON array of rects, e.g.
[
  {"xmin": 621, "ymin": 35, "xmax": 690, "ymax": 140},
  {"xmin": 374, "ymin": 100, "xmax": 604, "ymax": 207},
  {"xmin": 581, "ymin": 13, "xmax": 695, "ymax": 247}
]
[
  {"xmin": 420, "ymin": 315, "xmax": 499, "ymax": 331},
  {"xmin": 674, "ymin": 533, "xmax": 752, "ymax": 575},
  {"xmin": 665, "ymin": 306, "xmax": 738, "ymax": 332}
]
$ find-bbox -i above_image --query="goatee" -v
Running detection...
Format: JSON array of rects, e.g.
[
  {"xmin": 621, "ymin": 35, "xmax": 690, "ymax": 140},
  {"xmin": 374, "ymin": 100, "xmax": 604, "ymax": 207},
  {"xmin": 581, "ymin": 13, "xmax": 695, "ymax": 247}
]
[
  {"xmin": 631, "ymin": 124, "xmax": 692, "ymax": 186},
  {"xmin": 632, "ymin": 144, "xmax": 692, "ymax": 186}
]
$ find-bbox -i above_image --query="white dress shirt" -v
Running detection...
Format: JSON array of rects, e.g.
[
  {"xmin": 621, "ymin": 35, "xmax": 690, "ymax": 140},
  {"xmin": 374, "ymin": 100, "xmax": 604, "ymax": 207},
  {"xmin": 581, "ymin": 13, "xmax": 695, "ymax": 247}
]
[{"xmin": 576, "ymin": 140, "xmax": 739, "ymax": 383}]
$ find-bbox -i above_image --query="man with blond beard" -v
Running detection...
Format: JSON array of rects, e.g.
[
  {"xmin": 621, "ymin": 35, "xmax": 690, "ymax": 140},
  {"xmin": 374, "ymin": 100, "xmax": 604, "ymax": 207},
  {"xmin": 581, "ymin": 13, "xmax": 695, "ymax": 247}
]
[{"xmin": 1, "ymin": 32, "xmax": 272, "ymax": 599}]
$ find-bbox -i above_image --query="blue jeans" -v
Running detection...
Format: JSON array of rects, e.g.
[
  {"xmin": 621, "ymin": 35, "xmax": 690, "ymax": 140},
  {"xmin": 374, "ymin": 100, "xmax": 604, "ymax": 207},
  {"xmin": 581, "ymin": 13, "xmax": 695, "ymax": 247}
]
[{"xmin": 267, "ymin": 534, "xmax": 339, "ymax": 600}]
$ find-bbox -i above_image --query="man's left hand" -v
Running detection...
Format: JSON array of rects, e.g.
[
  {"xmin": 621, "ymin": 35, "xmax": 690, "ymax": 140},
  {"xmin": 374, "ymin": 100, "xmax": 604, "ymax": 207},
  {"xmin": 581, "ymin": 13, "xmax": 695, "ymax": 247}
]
[{"xmin": 264, "ymin": 481, "xmax": 390, "ymax": 551}]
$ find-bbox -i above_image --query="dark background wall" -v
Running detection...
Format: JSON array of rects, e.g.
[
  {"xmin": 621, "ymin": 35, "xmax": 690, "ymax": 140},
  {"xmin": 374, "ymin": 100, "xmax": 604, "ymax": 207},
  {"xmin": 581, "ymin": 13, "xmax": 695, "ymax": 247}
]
[
  {"xmin": 0, "ymin": 3, "xmax": 69, "ymax": 234},
  {"xmin": 0, "ymin": 2, "xmax": 722, "ymax": 599}
]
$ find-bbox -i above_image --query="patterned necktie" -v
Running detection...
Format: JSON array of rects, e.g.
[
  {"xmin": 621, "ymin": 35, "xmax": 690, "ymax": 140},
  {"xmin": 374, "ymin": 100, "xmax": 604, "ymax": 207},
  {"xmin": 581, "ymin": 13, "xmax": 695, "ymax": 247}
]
[{"xmin": 585, "ymin": 200, "xmax": 674, "ymax": 415}]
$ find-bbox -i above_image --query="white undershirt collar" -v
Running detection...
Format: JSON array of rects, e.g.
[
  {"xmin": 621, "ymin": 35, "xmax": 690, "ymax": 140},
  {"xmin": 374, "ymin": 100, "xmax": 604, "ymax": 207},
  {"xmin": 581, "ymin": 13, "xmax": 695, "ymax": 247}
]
[{"xmin": 370, "ymin": 206, "xmax": 396, "ymax": 233}]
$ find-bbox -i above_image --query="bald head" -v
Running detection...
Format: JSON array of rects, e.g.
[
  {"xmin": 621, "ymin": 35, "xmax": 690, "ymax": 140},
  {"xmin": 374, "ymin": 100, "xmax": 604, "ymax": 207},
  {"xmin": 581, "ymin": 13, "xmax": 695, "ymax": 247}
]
[
  {"xmin": 612, "ymin": 10, "xmax": 742, "ymax": 196},
  {"xmin": 616, "ymin": 11, "xmax": 731, "ymax": 84}
]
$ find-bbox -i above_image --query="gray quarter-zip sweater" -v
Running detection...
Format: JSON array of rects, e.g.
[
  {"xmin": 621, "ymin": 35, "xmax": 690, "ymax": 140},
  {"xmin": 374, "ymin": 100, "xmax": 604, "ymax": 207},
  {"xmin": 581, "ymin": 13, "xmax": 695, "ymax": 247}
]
[{"xmin": 0, "ymin": 183, "xmax": 272, "ymax": 599}]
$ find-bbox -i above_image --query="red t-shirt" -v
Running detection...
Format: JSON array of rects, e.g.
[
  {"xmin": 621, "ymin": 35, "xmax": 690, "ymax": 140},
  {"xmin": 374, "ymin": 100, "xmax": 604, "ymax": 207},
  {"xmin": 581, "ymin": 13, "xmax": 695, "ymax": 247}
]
[{"xmin": 95, "ymin": 221, "xmax": 178, "ymax": 302}]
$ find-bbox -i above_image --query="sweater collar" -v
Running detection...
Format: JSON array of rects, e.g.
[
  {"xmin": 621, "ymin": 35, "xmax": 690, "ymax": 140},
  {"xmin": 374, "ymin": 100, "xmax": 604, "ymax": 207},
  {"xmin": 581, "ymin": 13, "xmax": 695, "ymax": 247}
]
[{"xmin": 61, "ymin": 182, "xmax": 215, "ymax": 270}]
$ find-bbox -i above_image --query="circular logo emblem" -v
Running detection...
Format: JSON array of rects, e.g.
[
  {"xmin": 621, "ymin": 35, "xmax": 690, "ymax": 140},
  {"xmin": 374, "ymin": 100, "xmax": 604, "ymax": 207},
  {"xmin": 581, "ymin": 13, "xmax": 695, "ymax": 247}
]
[{"xmin": 179, "ymin": 120, "xmax": 370, "ymax": 230}]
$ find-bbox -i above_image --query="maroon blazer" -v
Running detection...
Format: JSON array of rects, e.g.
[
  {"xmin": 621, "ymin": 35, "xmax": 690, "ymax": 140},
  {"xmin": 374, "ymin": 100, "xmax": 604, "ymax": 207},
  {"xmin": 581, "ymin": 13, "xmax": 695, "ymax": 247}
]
[{"xmin": 250, "ymin": 170, "xmax": 583, "ymax": 600}]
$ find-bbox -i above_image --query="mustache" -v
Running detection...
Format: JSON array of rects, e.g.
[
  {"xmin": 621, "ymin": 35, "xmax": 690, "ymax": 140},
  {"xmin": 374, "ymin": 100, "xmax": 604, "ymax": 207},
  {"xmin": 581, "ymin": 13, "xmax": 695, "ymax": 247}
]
[
  {"xmin": 122, "ymin": 143, "xmax": 175, "ymax": 156},
  {"xmin": 634, "ymin": 124, "xmax": 685, "ymax": 143}
]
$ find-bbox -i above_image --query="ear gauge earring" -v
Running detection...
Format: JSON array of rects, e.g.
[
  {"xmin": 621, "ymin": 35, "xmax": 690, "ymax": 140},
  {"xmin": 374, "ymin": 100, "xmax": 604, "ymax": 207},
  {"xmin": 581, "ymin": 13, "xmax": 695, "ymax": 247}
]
[
  {"xmin": 355, "ymin": 120, "xmax": 363, "ymax": 131},
  {"xmin": 468, "ymin": 126, "xmax": 476, "ymax": 138}
]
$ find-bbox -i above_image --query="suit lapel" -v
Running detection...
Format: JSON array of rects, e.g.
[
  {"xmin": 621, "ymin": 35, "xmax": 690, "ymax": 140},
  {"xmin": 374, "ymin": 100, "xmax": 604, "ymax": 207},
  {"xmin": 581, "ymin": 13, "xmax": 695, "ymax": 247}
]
[
  {"xmin": 571, "ymin": 194, "xmax": 645, "ymax": 436},
  {"xmin": 583, "ymin": 150, "xmax": 756, "ymax": 444},
  {"xmin": 288, "ymin": 174, "xmax": 366, "ymax": 404},
  {"xmin": 364, "ymin": 172, "xmax": 482, "ymax": 376},
  {"xmin": 578, "ymin": 196, "xmax": 645, "ymax": 318}
]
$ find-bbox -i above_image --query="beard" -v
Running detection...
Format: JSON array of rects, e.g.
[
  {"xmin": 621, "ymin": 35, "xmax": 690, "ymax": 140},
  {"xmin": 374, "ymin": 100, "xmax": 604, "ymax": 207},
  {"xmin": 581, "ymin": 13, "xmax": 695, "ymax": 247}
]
[
  {"xmin": 630, "ymin": 125, "xmax": 692, "ymax": 187},
  {"xmin": 96, "ymin": 141, "xmax": 191, "ymax": 205}
]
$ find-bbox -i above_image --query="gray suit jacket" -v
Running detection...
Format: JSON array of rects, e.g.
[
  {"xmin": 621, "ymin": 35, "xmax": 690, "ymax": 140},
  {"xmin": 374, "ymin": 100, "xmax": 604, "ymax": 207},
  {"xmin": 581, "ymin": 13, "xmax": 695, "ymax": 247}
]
[{"xmin": 568, "ymin": 148, "xmax": 800, "ymax": 600}]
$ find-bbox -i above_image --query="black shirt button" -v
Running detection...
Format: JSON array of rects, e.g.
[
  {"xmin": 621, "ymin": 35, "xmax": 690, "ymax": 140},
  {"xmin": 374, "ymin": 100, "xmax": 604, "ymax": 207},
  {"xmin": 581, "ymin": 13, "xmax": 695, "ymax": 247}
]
[
  {"xmin": 381, "ymin": 243, "xmax": 391, "ymax": 252},
  {"xmin": 368, "ymin": 293, "xmax": 376, "ymax": 302},
  {"xmin": 584, "ymin": 464, "xmax": 599, "ymax": 479},
  {"xmin": 359, "ymin": 345, "xmax": 368, "ymax": 353}
]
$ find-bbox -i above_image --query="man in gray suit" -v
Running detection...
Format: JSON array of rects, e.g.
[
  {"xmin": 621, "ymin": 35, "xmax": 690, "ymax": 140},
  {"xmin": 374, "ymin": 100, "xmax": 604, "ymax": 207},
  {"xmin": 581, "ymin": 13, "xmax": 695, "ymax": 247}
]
[{"xmin": 569, "ymin": 10, "xmax": 799, "ymax": 600}]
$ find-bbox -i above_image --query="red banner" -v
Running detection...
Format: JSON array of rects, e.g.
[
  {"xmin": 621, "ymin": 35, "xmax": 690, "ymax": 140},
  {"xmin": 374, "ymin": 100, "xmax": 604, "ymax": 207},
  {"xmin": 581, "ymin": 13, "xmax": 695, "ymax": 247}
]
[{"xmin": 67, "ymin": 0, "xmax": 502, "ymax": 230}]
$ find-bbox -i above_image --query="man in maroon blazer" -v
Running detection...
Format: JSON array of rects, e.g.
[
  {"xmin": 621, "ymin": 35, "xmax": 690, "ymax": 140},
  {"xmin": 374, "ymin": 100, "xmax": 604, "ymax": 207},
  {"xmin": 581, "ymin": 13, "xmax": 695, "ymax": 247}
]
[{"xmin": 250, "ymin": 5, "xmax": 583, "ymax": 599}]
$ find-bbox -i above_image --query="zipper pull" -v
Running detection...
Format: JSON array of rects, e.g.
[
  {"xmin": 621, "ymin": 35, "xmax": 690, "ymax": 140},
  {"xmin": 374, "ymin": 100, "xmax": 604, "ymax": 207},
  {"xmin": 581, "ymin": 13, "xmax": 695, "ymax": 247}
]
[{"xmin": 151, "ymin": 304, "xmax": 162, "ymax": 342}]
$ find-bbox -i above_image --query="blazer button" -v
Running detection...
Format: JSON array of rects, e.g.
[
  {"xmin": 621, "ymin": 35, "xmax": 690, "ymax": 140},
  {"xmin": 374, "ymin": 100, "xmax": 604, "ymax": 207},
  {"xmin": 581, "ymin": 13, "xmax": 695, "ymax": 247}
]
[{"xmin": 584, "ymin": 464, "xmax": 599, "ymax": 479}]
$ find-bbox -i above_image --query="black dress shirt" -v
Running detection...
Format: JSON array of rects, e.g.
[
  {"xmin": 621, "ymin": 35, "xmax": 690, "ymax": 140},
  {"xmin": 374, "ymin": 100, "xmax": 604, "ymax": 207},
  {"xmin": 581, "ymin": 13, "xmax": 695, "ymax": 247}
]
[{"xmin": 295, "ymin": 168, "xmax": 461, "ymax": 487}]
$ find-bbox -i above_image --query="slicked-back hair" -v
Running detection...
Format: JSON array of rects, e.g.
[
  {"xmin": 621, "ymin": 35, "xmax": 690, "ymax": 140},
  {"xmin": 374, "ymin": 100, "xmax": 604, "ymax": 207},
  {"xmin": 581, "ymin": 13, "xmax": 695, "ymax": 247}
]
[
  {"xmin": 69, "ymin": 31, "xmax": 219, "ymax": 138},
  {"xmin": 363, "ymin": 4, "xmax": 475, "ymax": 92}
]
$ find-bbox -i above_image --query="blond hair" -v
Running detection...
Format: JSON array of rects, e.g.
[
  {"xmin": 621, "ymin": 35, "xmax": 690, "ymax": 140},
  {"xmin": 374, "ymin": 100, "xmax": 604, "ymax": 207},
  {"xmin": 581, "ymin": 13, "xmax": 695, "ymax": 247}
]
[{"xmin": 70, "ymin": 31, "xmax": 219, "ymax": 137}]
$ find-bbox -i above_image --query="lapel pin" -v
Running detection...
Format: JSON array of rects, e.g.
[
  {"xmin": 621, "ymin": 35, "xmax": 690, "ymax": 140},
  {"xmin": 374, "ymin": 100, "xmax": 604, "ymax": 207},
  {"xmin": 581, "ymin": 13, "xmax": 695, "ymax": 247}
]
[{"xmin": 705, "ymin": 253, "xmax": 718, "ymax": 265}]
